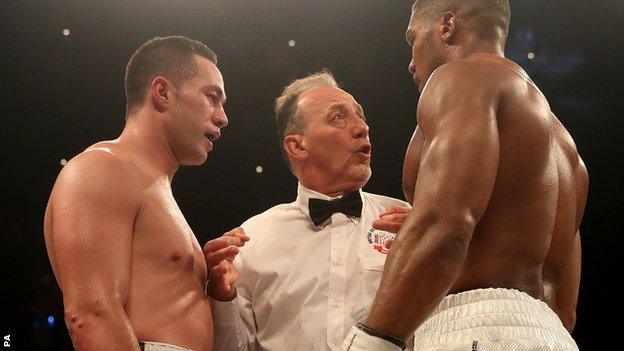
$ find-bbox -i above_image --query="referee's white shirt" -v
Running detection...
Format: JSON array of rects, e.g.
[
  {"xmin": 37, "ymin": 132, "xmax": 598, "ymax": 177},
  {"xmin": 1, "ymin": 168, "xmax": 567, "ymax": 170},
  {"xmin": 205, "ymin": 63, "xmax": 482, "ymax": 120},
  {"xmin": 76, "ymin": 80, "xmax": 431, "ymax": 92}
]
[{"xmin": 211, "ymin": 183, "xmax": 413, "ymax": 351}]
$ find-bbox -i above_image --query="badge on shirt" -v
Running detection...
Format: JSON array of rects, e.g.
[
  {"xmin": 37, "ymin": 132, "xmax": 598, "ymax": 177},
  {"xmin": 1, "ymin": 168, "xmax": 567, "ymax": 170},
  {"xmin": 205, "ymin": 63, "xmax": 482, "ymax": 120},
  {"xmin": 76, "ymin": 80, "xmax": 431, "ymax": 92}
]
[{"xmin": 367, "ymin": 228, "xmax": 395, "ymax": 254}]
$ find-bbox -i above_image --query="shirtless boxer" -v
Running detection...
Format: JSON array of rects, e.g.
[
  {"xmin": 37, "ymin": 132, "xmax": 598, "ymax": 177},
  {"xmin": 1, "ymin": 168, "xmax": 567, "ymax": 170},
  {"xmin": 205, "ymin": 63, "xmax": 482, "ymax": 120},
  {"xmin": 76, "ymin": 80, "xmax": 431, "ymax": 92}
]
[
  {"xmin": 342, "ymin": 1, "xmax": 588, "ymax": 350},
  {"xmin": 43, "ymin": 36, "xmax": 239, "ymax": 351}
]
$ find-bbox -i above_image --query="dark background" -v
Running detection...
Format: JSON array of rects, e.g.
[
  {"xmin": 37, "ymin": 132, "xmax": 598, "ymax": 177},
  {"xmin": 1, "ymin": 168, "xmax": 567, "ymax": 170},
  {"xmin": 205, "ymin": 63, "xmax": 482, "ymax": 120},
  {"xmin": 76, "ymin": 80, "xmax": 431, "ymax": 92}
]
[{"xmin": 1, "ymin": 0, "xmax": 622, "ymax": 349}]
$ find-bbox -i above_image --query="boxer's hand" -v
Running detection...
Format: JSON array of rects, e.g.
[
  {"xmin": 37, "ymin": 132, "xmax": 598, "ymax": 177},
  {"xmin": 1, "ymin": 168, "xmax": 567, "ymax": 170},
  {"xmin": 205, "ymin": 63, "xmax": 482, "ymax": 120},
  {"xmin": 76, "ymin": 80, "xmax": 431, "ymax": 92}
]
[
  {"xmin": 372, "ymin": 205, "xmax": 410, "ymax": 234},
  {"xmin": 203, "ymin": 227, "xmax": 250, "ymax": 301}
]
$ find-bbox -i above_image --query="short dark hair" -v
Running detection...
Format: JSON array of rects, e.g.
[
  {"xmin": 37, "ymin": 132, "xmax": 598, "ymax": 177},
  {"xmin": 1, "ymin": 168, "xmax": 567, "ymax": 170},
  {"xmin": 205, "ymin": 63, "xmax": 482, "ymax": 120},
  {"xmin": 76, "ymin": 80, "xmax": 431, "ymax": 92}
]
[
  {"xmin": 412, "ymin": 0, "xmax": 510, "ymax": 42},
  {"xmin": 124, "ymin": 36, "xmax": 217, "ymax": 116},
  {"xmin": 274, "ymin": 70, "xmax": 338, "ymax": 170}
]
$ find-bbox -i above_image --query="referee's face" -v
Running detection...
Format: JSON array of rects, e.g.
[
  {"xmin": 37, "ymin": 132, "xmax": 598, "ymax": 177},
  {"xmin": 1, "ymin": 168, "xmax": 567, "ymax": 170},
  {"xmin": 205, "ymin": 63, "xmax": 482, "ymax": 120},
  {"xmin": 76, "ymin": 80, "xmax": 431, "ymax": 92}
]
[{"xmin": 297, "ymin": 86, "xmax": 372, "ymax": 192}]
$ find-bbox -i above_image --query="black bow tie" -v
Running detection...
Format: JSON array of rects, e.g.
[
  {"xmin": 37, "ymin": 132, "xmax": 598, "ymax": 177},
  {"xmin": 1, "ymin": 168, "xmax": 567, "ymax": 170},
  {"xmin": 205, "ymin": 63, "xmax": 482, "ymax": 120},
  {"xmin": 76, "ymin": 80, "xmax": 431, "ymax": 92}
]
[{"xmin": 308, "ymin": 191, "xmax": 363, "ymax": 227}]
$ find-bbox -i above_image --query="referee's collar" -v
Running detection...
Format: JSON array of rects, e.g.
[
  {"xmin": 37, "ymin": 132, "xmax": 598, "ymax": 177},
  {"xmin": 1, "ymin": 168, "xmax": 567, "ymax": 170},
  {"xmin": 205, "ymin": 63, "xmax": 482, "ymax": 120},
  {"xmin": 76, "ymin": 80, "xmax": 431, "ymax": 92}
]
[{"xmin": 295, "ymin": 182, "xmax": 363, "ymax": 226}]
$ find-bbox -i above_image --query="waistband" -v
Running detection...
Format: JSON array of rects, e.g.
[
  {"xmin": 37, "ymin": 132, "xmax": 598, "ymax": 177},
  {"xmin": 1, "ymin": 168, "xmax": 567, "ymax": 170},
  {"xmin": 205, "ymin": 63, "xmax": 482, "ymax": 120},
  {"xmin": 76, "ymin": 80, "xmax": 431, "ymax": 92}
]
[
  {"xmin": 413, "ymin": 288, "xmax": 577, "ymax": 349},
  {"xmin": 139, "ymin": 341, "xmax": 194, "ymax": 351}
]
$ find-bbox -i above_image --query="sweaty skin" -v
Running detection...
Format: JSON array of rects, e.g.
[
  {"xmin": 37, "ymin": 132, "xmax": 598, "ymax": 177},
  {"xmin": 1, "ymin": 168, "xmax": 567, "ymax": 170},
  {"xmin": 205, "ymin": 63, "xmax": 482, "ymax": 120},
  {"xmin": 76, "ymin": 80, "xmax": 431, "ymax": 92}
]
[
  {"xmin": 44, "ymin": 143, "xmax": 214, "ymax": 351},
  {"xmin": 43, "ymin": 53, "xmax": 230, "ymax": 351},
  {"xmin": 366, "ymin": 53, "xmax": 588, "ymax": 339}
]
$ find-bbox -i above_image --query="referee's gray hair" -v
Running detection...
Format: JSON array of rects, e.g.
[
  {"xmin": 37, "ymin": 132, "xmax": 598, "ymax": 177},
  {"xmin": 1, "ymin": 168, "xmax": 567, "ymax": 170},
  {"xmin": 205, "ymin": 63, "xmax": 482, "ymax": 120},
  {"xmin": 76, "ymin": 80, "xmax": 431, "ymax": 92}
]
[{"xmin": 274, "ymin": 70, "xmax": 339, "ymax": 169}]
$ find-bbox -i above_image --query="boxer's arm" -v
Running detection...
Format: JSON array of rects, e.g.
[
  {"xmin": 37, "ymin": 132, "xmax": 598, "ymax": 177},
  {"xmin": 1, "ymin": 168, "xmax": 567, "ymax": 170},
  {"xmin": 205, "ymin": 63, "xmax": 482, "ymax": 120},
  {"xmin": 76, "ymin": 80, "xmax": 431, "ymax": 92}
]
[
  {"xmin": 372, "ymin": 206, "xmax": 411, "ymax": 234},
  {"xmin": 365, "ymin": 63, "xmax": 500, "ymax": 340},
  {"xmin": 50, "ymin": 152, "xmax": 142, "ymax": 350},
  {"xmin": 556, "ymin": 230, "xmax": 581, "ymax": 332}
]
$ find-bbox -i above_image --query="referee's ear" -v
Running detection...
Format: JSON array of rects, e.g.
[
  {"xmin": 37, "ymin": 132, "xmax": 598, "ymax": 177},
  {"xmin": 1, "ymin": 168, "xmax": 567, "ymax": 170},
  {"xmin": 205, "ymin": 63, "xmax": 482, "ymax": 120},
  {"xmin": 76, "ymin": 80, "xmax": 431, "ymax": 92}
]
[{"xmin": 283, "ymin": 134, "xmax": 307, "ymax": 161}]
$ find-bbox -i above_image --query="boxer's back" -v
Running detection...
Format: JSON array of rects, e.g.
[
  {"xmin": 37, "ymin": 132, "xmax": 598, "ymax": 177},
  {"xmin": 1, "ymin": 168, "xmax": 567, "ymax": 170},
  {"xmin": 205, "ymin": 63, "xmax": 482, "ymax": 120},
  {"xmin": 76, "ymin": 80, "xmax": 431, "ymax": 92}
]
[
  {"xmin": 453, "ymin": 56, "xmax": 587, "ymax": 298},
  {"xmin": 44, "ymin": 140, "xmax": 213, "ymax": 351},
  {"xmin": 403, "ymin": 55, "xmax": 588, "ymax": 300}
]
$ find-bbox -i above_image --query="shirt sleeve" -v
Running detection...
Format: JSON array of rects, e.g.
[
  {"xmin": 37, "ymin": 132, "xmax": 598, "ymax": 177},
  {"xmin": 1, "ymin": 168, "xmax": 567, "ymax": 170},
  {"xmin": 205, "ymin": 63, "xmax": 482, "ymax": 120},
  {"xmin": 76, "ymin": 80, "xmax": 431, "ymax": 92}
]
[
  {"xmin": 211, "ymin": 250, "xmax": 259, "ymax": 351},
  {"xmin": 210, "ymin": 293, "xmax": 258, "ymax": 351}
]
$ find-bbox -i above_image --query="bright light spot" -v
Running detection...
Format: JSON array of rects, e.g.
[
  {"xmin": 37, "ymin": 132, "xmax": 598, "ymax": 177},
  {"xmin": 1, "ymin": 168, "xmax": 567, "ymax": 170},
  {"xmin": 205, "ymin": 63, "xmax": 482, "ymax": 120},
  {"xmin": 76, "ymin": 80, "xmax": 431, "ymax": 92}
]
[
  {"xmin": 288, "ymin": 40, "xmax": 296, "ymax": 47},
  {"xmin": 47, "ymin": 315, "xmax": 56, "ymax": 327},
  {"xmin": 62, "ymin": 29, "xmax": 71, "ymax": 36},
  {"xmin": 527, "ymin": 52, "xmax": 535, "ymax": 60},
  {"xmin": 256, "ymin": 166, "xmax": 263, "ymax": 173},
  {"xmin": 60, "ymin": 159, "xmax": 67, "ymax": 166}
]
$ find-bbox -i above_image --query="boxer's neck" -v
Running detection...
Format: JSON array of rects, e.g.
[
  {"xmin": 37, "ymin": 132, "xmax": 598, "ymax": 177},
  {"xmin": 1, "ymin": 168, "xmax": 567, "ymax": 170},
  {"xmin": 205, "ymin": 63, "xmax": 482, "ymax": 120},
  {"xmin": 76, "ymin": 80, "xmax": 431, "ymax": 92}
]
[{"xmin": 120, "ymin": 114, "xmax": 179, "ymax": 181}]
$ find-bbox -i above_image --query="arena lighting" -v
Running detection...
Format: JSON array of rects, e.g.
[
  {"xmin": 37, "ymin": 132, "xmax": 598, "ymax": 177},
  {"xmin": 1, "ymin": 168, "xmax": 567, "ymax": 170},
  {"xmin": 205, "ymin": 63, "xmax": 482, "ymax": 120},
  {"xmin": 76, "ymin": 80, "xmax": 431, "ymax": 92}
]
[
  {"xmin": 256, "ymin": 165, "xmax": 263, "ymax": 173},
  {"xmin": 288, "ymin": 40, "xmax": 296, "ymax": 47},
  {"xmin": 62, "ymin": 28, "xmax": 70, "ymax": 36},
  {"xmin": 527, "ymin": 52, "xmax": 536, "ymax": 60},
  {"xmin": 47, "ymin": 315, "xmax": 55, "ymax": 328}
]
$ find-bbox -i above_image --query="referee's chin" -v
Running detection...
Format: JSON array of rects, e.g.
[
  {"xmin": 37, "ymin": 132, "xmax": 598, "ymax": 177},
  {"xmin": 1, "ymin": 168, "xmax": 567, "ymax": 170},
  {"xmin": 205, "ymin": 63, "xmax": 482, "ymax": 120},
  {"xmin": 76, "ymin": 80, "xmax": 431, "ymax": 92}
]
[{"xmin": 348, "ymin": 164, "xmax": 372, "ymax": 189}]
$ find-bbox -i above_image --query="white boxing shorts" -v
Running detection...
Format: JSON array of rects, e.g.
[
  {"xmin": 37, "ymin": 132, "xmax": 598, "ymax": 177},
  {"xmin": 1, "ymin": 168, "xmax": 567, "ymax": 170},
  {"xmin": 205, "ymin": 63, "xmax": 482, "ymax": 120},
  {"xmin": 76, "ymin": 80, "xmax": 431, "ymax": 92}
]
[
  {"xmin": 139, "ymin": 341, "xmax": 194, "ymax": 351},
  {"xmin": 413, "ymin": 288, "xmax": 579, "ymax": 351}
]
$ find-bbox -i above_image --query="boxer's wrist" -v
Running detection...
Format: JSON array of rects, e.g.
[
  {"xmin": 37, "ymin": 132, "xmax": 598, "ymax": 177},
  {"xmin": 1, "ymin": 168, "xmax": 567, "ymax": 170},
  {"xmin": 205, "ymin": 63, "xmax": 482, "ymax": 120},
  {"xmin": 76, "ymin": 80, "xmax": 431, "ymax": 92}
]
[{"xmin": 355, "ymin": 323, "xmax": 406, "ymax": 350}]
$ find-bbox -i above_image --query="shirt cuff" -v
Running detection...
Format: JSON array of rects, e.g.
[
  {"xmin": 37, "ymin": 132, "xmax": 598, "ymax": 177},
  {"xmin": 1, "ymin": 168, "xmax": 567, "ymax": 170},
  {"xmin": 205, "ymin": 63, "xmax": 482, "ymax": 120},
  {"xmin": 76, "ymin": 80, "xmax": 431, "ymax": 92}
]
[{"xmin": 209, "ymin": 295, "xmax": 240, "ymax": 326}]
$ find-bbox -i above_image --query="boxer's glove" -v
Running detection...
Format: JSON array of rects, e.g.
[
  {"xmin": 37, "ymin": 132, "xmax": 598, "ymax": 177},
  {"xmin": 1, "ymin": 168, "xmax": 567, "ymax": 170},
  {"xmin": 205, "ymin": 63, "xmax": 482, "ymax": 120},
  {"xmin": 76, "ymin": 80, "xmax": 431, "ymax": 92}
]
[{"xmin": 340, "ymin": 323, "xmax": 406, "ymax": 351}]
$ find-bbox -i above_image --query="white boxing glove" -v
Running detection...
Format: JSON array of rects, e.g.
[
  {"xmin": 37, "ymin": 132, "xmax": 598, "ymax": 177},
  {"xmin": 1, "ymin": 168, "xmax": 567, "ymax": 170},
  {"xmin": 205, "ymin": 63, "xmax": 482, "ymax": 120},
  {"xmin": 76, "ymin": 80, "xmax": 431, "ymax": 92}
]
[{"xmin": 341, "ymin": 323, "xmax": 406, "ymax": 351}]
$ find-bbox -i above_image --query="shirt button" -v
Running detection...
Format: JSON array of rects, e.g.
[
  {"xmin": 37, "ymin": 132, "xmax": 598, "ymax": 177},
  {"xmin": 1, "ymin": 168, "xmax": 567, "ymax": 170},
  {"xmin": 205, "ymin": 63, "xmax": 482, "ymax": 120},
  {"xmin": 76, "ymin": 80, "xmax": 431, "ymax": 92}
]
[
  {"xmin": 332, "ymin": 301, "xmax": 339, "ymax": 309},
  {"xmin": 334, "ymin": 259, "xmax": 343, "ymax": 266}
]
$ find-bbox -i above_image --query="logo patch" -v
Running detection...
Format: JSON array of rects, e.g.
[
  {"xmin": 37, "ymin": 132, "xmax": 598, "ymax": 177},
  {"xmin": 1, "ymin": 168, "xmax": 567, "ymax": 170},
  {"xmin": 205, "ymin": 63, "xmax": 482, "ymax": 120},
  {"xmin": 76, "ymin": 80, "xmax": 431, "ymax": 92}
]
[{"xmin": 367, "ymin": 228, "xmax": 395, "ymax": 254}]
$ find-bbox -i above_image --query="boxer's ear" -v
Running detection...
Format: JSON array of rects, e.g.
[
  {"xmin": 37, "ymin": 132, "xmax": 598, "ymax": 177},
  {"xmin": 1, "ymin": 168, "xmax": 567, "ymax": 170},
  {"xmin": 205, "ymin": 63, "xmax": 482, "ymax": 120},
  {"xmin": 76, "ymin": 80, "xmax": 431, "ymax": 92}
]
[
  {"xmin": 284, "ymin": 134, "xmax": 308, "ymax": 161},
  {"xmin": 150, "ymin": 76, "xmax": 172, "ymax": 113},
  {"xmin": 441, "ymin": 11, "xmax": 457, "ymax": 44}
]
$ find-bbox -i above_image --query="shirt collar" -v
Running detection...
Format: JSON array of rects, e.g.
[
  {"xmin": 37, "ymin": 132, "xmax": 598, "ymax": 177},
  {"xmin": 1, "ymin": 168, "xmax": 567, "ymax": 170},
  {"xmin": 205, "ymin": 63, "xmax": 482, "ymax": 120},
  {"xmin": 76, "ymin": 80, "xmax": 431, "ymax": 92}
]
[{"xmin": 296, "ymin": 182, "xmax": 363, "ymax": 226}]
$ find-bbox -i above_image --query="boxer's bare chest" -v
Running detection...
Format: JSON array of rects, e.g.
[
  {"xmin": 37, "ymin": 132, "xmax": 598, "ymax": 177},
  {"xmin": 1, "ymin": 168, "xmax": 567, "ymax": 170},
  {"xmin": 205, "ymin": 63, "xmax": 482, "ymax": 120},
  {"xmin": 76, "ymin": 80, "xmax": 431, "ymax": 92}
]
[
  {"xmin": 402, "ymin": 126, "xmax": 425, "ymax": 204},
  {"xmin": 132, "ymin": 180, "xmax": 207, "ymax": 282}
]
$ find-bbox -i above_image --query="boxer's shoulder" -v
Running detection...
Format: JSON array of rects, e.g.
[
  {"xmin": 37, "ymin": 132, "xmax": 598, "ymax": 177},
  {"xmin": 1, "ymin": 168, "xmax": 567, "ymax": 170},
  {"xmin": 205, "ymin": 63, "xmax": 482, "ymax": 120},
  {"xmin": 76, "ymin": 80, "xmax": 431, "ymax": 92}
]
[
  {"xmin": 53, "ymin": 141, "xmax": 144, "ymax": 203},
  {"xmin": 427, "ymin": 58, "xmax": 511, "ymax": 94},
  {"xmin": 418, "ymin": 59, "xmax": 508, "ymax": 127},
  {"xmin": 83, "ymin": 140, "xmax": 139, "ymax": 167}
]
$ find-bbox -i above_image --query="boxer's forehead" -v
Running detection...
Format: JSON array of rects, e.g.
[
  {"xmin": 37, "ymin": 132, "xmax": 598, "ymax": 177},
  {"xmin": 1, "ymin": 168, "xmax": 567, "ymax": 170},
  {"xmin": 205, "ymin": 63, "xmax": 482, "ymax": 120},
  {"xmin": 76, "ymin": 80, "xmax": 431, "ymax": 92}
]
[{"xmin": 406, "ymin": 10, "xmax": 426, "ymax": 43}]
